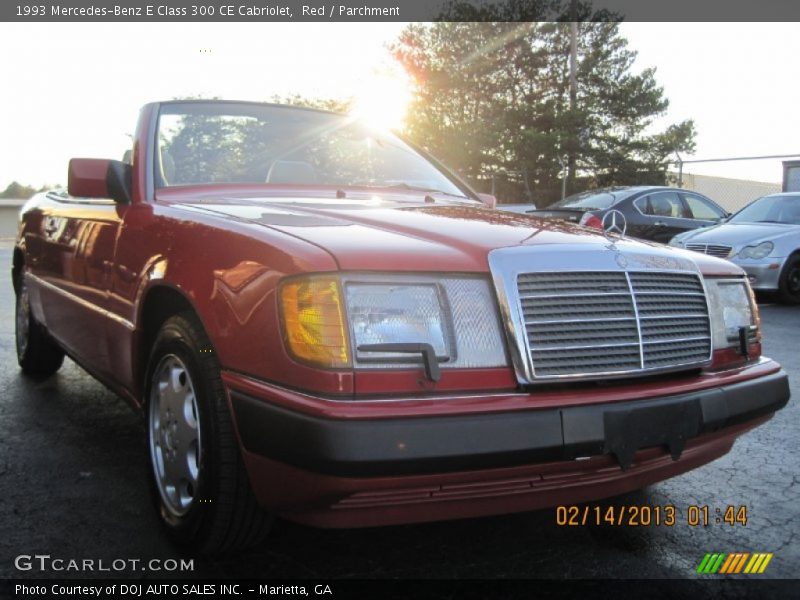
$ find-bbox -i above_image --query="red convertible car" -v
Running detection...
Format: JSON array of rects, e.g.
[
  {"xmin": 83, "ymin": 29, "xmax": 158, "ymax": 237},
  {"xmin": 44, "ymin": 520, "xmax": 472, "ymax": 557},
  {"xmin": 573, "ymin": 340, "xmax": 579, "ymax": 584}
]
[{"xmin": 13, "ymin": 101, "xmax": 790, "ymax": 553}]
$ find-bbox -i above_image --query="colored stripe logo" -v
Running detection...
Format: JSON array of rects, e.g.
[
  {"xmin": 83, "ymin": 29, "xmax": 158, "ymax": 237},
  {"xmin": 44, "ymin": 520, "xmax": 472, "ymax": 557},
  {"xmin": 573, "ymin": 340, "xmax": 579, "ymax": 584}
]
[{"xmin": 696, "ymin": 553, "xmax": 773, "ymax": 574}]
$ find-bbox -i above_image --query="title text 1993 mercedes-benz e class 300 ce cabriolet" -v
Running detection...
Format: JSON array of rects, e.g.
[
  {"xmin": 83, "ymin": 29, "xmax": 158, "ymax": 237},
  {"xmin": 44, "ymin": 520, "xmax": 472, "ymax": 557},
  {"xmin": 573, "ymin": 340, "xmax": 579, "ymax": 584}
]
[{"xmin": 13, "ymin": 101, "xmax": 790, "ymax": 553}]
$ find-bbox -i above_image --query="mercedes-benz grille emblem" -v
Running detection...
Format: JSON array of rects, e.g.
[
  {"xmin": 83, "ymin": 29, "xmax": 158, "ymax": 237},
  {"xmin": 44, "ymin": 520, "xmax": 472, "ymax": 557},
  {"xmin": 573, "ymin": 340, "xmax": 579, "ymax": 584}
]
[{"xmin": 601, "ymin": 209, "xmax": 627, "ymax": 240}]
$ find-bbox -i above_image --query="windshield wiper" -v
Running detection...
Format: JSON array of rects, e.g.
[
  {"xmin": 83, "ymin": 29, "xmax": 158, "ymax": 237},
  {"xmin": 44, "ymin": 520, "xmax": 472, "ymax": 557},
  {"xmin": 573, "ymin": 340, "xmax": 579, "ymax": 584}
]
[{"xmin": 385, "ymin": 182, "xmax": 471, "ymax": 200}]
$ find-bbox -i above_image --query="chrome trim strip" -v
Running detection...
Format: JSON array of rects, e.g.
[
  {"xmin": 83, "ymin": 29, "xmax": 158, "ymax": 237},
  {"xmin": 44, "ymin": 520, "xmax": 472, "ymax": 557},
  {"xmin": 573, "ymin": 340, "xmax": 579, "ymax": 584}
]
[
  {"xmin": 625, "ymin": 272, "xmax": 646, "ymax": 368},
  {"xmin": 519, "ymin": 291, "xmax": 630, "ymax": 300},
  {"xmin": 642, "ymin": 336, "xmax": 711, "ymax": 345},
  {"xmin": 532, "ymin": 342, "xmax": 640, "ymax": 352},
  {"xmin": 509, "ymin": 360, "xmax": 712, "ymax": 382},
  {"xmin": 633, "ymin": 291, "xmax": 706, "ymax": 297},
  {"xmin": 524, "ymin": 316, "xmax": 637, "ymax": 325},
  {"xmin": 26, "ymin": 272, "xmax": 135, "ymax": 331},
  {"xmin": 638, "ymin": 313, "xmax": 709, "ymax": 320},
  {"xmin": 525, "ymin": 312, "xmax": 711, "ymax": 326}
]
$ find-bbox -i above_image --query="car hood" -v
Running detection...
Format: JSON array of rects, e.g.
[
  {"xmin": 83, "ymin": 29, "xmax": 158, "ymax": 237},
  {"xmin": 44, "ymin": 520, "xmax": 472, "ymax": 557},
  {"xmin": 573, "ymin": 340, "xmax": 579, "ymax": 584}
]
[
  {"xmin": 168, "ymin": 193, "xmax": 740, "ymax": 275},
  {"xmin": 675, "ymin": 221, "xmax": 798, "ymax": 249}
]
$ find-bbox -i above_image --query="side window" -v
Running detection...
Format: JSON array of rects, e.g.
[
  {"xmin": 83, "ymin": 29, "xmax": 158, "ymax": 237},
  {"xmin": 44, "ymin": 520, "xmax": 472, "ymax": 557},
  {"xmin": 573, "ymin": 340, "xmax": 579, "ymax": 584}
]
[
  {"xmin": 635, "ymin": 195, "xmax": 654, "ymax": 215},
  {"xmin": 683, "ymin": 193, "xmax": 725, "ymax": 221},
  {"xmin": 637, "ymin": 192, "xmax": 685, "ymax": 218}
]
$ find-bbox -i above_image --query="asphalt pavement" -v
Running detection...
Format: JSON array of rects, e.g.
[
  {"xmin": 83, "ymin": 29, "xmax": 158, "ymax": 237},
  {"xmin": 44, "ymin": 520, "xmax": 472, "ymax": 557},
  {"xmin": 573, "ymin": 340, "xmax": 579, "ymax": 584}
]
[{"xmin": 0, "ymin": 243, "xmax": 797, "ymax": 585}]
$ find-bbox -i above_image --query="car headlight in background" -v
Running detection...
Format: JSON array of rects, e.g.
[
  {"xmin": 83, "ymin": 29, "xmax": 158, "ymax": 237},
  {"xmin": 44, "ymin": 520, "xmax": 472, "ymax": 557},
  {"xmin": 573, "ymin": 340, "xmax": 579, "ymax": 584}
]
[
  {"xmin": 280, "ymin": 274, "xmax": 508, "ymax": 370},
  {"xmin": 738, "ymin": 241, "xmax": 773, "ymax": 260},
  {"xmin": 704, "ymin": 277, "xmax": 760, "ymax": 349}
]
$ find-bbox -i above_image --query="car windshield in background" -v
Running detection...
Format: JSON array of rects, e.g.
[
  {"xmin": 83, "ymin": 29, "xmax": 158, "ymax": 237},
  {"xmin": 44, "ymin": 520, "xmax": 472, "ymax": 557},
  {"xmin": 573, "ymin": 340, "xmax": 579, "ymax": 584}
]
[
  {"xmin": 550, "ymin": 189, "xmax": 632, "ymax": 210},
  {"xmin": 730, "ymin": 195, "xmax": 800, "ymax": 225},
  {"xmin": 156, "ymin": 102, "xmax": 469, "ymax": 198}
]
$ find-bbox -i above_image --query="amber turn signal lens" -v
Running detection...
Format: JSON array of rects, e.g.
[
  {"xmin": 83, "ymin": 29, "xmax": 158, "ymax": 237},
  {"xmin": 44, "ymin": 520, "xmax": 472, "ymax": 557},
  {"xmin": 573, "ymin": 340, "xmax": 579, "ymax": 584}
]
[{"xmin": 280, "ymin": 277, "xmax": 350, "ymax": 368}]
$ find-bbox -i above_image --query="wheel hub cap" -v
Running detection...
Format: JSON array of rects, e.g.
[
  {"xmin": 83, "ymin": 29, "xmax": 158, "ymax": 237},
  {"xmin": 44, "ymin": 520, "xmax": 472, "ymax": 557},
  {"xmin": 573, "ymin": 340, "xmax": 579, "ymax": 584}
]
[{"xmin": 148, "ymin": 354, "xmax": 201, "ymax": 517}]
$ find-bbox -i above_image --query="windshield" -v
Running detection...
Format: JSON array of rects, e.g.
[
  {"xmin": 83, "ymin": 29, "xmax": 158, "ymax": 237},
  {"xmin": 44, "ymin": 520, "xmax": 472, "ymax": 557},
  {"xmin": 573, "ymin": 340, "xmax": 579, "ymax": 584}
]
[
  {"xmin": 550, "ymin": 188, "xmax": 633, "ymax": 210},
  {"xmin": 155, "ymin": 102, "xmax": 469, "ymax": 199},
  {"xmin": 730, "ymin": 195, "xmax": 800, "ymax": 225}
]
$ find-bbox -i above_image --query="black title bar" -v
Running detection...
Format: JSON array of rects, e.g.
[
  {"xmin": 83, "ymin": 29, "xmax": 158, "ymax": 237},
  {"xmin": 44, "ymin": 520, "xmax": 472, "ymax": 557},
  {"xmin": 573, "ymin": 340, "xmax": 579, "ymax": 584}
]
[
  {"xmin": 3, "ymin": 578, "xmax": 800, "ymax": 600},
  {"xmin": 3, "ymin": 0, "xmax": 800, "ymax": 22}
]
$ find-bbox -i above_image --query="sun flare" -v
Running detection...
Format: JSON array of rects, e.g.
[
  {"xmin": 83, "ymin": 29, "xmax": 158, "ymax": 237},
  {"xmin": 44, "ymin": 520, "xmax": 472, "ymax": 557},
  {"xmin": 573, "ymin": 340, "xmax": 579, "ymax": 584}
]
[{"xmin": 350, "ymin": 62, "xmax": 412, "ymax": 132}]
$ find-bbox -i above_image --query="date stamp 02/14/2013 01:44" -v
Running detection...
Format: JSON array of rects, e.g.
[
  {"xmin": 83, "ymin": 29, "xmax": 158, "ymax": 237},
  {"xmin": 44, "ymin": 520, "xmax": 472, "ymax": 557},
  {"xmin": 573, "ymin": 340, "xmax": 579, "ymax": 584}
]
[{"xmin": 555, "ymin": 504, "xmax": 749, "ymax": 527}]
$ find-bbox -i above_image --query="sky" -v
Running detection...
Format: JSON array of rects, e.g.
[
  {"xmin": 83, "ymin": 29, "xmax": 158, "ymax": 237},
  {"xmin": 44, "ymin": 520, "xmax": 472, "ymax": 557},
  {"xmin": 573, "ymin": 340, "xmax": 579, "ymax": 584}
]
[{"xmin": 1, "ymin": 21, "xmax": 798, "ymax": 191}]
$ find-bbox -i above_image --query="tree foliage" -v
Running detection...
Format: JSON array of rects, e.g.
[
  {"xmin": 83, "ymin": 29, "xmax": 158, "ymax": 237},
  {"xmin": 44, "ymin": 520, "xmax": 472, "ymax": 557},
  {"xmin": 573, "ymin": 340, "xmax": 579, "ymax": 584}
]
[
  {"xmin": 0, "ymin": 181, "xmax": 46, "ymax": 199},
  {"xmin": 271, "ymin": 94, "xmax": 352, "ymax": 114},
  {"xmin": 391, "ymin": 12, "xmax": 695, "ymax": 205}
]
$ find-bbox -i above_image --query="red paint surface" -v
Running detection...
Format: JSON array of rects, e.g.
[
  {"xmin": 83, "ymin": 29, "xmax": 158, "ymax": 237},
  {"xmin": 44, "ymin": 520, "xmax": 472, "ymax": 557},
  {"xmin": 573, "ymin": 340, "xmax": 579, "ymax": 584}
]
[{"xmin": 68, "ymin": 158, "xmax": 111, "ymax": 199}]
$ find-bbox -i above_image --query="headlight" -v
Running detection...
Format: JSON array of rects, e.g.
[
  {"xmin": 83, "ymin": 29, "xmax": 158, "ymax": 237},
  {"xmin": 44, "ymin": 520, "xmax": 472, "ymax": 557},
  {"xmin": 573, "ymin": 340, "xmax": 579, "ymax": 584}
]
[
  {"xmin": 280, "ymin": 274, "xmax": 508, "ymax": 370},
  {"xmin": 347, "ymin": 283, "xmax": 451, "ymax": 362},
  {"xmin": 738, "ymin": 241, "xmax": 773, "ymax": 259},
  {"xmin": 704, "ymin": 278, "xmax": 760, "ymax": 349}
]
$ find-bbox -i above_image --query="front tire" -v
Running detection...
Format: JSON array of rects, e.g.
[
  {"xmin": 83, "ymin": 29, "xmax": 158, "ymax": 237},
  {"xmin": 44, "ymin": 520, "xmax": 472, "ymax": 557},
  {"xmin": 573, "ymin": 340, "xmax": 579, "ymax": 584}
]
[
  {"xmin": 15, "ymin": 276, "xmax": 65, "ymax": 378},
  {"xmin": 778, "ymin": 255, "xmax": 800, "ymax": 305},
  {"xmin": 145, "ymin": 312, "xmax": 272, "ymax": 553}
]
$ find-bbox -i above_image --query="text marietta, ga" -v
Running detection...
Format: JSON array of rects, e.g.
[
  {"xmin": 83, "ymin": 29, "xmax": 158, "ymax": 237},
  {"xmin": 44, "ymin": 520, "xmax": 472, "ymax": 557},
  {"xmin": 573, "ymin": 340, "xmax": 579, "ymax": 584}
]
[{"xmin": 16, "ymin": 584, "xmax": 333, "ymax": 596}]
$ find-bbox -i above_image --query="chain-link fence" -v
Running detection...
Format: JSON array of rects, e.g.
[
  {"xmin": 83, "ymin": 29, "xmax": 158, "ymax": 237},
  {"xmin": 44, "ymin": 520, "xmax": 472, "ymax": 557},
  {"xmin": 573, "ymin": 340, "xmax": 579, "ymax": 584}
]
[{"xmin": 670, "ymin": 154, "xmax": 799, "ymax": 214}]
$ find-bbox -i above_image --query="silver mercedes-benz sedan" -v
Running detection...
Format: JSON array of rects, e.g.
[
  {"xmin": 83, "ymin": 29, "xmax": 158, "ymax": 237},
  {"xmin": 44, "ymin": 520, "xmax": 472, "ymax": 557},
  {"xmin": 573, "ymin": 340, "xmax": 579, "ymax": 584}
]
[{"xmin": 670, "ymin": 192, "xmax": 800, "ymax": 303}]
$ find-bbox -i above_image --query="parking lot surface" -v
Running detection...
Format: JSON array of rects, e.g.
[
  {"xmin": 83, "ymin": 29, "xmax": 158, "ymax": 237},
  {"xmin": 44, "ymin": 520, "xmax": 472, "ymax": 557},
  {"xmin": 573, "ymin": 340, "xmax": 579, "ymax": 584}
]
[{"xmin": 0, "ymin": 245, "xmax": 797, "ymax": 582}]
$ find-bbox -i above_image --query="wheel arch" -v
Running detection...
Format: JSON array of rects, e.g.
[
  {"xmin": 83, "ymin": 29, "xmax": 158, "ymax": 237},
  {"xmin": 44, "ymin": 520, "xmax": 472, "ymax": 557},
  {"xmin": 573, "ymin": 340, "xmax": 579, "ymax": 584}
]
[
  {"xmin": 135, "ymin": 283, "xmax": 207, "ymax": 402},
  {"xmin": 778, "ymin": 247, "xmax": 800, "ymax": 275}
]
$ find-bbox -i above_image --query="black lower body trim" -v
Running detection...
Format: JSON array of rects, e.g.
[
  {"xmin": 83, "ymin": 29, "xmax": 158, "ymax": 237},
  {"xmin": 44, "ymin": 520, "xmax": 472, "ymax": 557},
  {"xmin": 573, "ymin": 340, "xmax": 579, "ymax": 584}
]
[{"xmin": 231, "ymin": 370, "xmax": 790, "ymax": 477}]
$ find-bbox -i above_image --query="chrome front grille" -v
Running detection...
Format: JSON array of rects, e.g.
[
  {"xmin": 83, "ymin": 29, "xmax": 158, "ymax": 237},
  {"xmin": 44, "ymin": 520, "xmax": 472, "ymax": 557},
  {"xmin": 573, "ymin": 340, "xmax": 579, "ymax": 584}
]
[
  {"xmin": 517, "ymin": 271, "xmax": 712, "ymax": 379},
  {"xmin": 686, "ymin": 243, "xmax": 732, "ymax": 258}
]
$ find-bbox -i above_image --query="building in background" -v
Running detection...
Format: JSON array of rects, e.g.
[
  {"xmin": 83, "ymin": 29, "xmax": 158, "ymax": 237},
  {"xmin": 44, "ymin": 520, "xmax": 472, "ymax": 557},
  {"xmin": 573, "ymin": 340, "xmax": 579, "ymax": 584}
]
[{"xmin": 783, "ymin": 160, "xmax": 800, "ymax": 192}]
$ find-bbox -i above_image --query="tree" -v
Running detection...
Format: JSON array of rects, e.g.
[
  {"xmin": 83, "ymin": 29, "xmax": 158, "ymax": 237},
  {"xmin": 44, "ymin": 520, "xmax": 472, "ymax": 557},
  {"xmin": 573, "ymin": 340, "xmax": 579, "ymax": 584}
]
[
  {"xmin": 0, "ymin": 181, "xmax": 39, "ymax": 199},
  {"xmin": 271, "ymin": 94, "xmax": 352, "ymax": 114},
  {"xmin": 391, "ymin": 10, "xmax": 695, "ymax": 205}
]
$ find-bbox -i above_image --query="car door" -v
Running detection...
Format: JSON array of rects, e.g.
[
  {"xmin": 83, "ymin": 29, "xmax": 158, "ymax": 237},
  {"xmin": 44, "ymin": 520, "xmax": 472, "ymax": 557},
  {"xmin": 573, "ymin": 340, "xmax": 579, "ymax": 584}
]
[
  {"xmin": 30, "ymin": 194, "xmax": 124, "ymax": 377},
  {"xmin": 680, "ymin": 192, "xmax": 727, "ymax": 230},
  {"xmin": 631, "ymin": 191, "xmax": 693, "ymax": 243}
]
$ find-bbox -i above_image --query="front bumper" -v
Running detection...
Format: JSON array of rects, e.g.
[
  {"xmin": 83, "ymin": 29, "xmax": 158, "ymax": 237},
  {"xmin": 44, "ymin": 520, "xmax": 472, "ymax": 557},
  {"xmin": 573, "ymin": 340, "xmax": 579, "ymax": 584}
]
[
  {"xmin": 732, "ymin": 257, "xmax": 787, "ymax": 291},
  {"xmin": 231, "ymin": 370, "xmax": 789, "ymax": 477},
  {"xmin": 227, "ymin": 368, "xmax": 789, "ymax": 527}
]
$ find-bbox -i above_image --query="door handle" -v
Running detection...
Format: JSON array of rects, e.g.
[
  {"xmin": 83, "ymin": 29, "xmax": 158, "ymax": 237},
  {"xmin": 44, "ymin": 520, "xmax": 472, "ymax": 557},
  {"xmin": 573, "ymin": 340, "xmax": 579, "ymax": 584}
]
[{"xmin": 653, "ymin": 221, "xmax": 667, "ymax": 227}]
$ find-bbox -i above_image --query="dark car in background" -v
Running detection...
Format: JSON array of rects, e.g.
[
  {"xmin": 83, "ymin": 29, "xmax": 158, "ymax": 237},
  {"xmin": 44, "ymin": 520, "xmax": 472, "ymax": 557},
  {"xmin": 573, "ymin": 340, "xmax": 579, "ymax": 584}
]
[{"xmin": 508, "ymin": 186, "xmax": 729, "ymax": 244}]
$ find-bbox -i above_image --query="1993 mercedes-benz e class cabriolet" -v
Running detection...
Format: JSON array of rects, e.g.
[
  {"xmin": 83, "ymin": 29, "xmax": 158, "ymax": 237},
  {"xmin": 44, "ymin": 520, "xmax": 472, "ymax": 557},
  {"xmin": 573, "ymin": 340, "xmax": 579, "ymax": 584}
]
[{"xmin": 13, "ymin": 100, "xmax": 790, "ymax": 553}]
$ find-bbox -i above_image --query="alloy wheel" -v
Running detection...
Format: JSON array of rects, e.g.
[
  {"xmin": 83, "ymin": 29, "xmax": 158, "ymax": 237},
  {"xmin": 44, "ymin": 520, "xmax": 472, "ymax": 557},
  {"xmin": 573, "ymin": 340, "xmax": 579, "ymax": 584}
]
[{"xmin": 148, "ymin": 354, "xmax": 202, "ymax": 517}]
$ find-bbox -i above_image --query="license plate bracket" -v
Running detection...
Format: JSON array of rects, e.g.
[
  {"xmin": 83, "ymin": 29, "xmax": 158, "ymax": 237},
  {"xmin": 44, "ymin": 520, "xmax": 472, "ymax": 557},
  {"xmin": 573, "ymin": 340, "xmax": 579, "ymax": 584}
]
[{"xmin": 603, "ymin": 399, "xmax": 702, "ymax": 470}]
